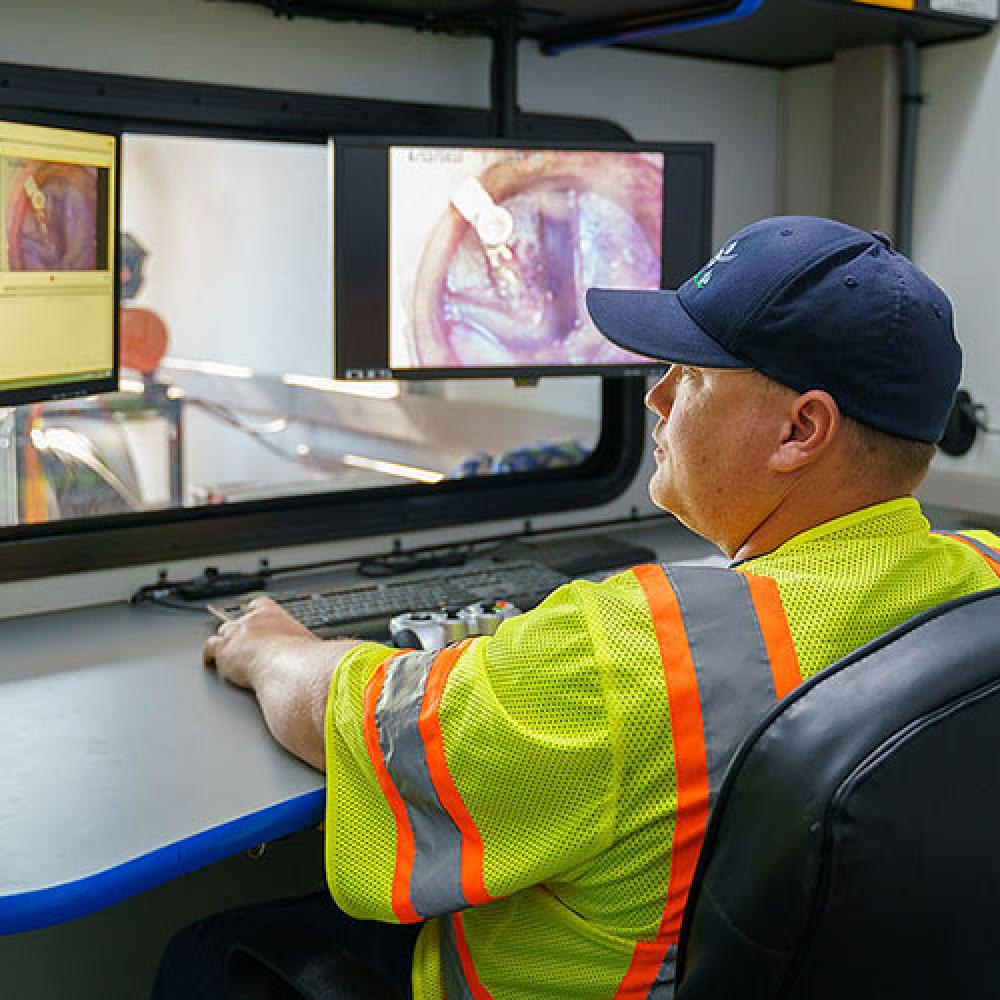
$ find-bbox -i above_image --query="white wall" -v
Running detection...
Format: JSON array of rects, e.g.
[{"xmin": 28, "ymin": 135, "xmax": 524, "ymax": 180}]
[
  {"xmin": 911, "ymin": 32, "xmax": 1000, "ymax": 509},
  {"xmin": 123, "ymin": 135, "xmax": 332, "ymax": 376},
  {"xmin": 0, "ymin": 0, "xmax": 783, "ymax": 615},
  {"xmin": 0, "ymin": 0, "xmax": 492, "ymax": 104},
  {"xmin": 777, "ymin": 41, "xmax": 1000, "ymax": 516},
  {"xmin": 779, "ymin": 63, "xmax": 834, "ymax": 219},
  {"xmin": 0, "ymin": 0, "xmax": 781, "ymax": 245},
  {"xmin": 519, "ymin": 43, "xmax": 780, "ymax": 244}
]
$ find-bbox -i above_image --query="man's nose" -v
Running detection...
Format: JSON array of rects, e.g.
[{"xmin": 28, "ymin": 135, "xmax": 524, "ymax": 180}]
[{"xmin": 645, "ymin": 369, "xmax": 675, "ymax": 415}]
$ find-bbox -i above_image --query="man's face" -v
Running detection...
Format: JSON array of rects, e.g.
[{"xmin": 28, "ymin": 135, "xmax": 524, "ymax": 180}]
[{"xmin": 645, "ymin": 365, "xmax": 785, "ymax": 549}]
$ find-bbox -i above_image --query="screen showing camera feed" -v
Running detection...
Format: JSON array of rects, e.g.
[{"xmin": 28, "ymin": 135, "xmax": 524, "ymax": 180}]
[
  {"xmin": 5, "ymin": 159, "xmax": 106, "ymax": 271},
  {"xmin": 0, "ymin": 120, "xmax": 115, "ymax": 401},
  {"xmin": 389, "ymin": 146, "xmax": 663, "ymax": 370}
]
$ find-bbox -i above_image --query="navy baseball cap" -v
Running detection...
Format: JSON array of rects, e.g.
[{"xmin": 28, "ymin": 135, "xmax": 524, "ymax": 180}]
[{"xmin": 586, "ymin": 216, "xmax": 961, "ymax": 443}]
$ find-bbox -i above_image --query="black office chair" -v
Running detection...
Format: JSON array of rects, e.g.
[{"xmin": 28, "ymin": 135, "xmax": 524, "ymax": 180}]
[
  {"xmin": 675, "ymin": 586, "xmax": 1000, "ymax": 1000},
  {"xmin": 225, "ymin": 924, "xmax": 403, "ymax": 1000}
]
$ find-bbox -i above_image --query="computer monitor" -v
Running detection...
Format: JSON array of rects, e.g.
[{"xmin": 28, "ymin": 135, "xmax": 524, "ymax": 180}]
[
  {"xmin": 0, "ymin": 118, "xmax": 118, "ymax": 406},
  {"xmin": 333, "ymin": 136, "xmax": 712, "ymax": 380}
]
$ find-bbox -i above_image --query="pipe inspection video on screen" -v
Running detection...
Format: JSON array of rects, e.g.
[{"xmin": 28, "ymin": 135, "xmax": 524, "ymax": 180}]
[
  {"xmin": 334, "ymin": 137, "xmax": 711, "ymax": 382},
  {"xmin": 389, "ymin": 145, "xmax": 664, "ymax": 370}
]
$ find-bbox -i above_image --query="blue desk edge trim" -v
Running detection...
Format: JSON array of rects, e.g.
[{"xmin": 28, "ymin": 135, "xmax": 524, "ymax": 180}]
[{"xmin": 0, "ymin": 787, "xmax": 326, "ymax": 935}]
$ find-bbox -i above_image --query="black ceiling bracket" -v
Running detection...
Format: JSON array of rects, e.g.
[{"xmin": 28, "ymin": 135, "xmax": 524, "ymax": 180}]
[{"xmin": 491, "ymin": 10, "xmax": 520, "ymax": 138}]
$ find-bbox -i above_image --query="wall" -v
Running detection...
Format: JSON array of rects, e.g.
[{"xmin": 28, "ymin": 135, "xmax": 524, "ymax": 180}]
[
  {"xmin": 778, "ymin": 40, "xmax": 1000, "ymax": 519},
  {"xmin": 0, "ymin": 0, "xmax": 780, "ymax": 244},
  {"xmin": 910, "ymin": 31, "xmax": 1000, "ymax": 514},
  {"xmin": 778, "ymin": 62, "xmax": 835, "ymax": 219},
  {"xmin": 519, "ymin": 43, "xmax": 780, "ymax": 243},
  {"xmin": 0, "ymin": 0, "xmax": 782, "ymax": 617}
]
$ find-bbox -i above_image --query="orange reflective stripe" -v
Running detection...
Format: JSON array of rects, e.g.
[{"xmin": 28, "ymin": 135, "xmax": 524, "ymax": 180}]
[
  {"xmin": 744, "ymin": 573, "xmax": 803, "ymax": 699},
  {"xmin": 451, "ymin": 912, "xmax": 495, "ymax": 1000},
  {"xmin": 613, "ymin": 939, "xmax": 672, "ymax": 1000},
  {"xmin": 362, "ymin": 651, "xmax": 420, "ymax": 924},
  {"xmin": 646, "ymin": 568, "xmax": 711, "ymax": 940},
  {"xmin": 418, "ymin": 639, "xmax": 495, "ymax": 907},
  {"xmin": 948, "ymin": 534, "xmax": 1000, "ymax": 577},
  {"xmin": 615, "ymin": 564, "xmax": 709, "ymax": 998}
]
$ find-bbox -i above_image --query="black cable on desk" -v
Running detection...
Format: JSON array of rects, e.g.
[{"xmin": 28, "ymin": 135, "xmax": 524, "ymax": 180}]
[
  {"xmin": 130, "ymin": 511, "xmax": 669, "ymax": 604},
  {"xmin": 130, "ymin": 566, "xmax": 271, "ymax": 608},
  {"xmin": 357, "ymin": 544, "xmax": 484, "ymax": 578},
  {"xmin": 143, "ymin": 595, "xmax": 218, "ymax": 613},
  {"xmin": 265, "ymin": 512, "xmax": 667, "ymax": 580}
]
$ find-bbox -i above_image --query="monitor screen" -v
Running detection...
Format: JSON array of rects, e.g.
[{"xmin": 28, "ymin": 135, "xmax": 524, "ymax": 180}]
[
  {"xmin": 0, "ymin": 118, "xmax": 118, "ymax": 406},
  {"xmin": 334, "ymin": 137, "xmax": 712, "ymax": 380}
]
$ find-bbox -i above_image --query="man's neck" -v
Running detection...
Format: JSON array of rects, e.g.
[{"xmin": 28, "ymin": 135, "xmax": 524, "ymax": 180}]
[{"xmin": 730, "ymin": 487, "xmax": 910, "ymax": 564}]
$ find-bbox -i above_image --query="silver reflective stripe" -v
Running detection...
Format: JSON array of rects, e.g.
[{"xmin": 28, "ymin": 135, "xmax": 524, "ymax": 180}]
[
  {"xmin": 376, "ymin": 649, "xmax": 467, "ymax": 918},
  {"xmin": 663, "ymin": 566, "xmax": 779, "ymax": 803},
  {"xmin": 649, "ymin": 943, "xmax": 678, "ymax": 999},
  {"xmin": 937, "ymin": 531, "xmax": 1000, "ymax": 563},
  {"xmin": 440, "ymin": 916, "xmax": 477, "ymax": 1000}
]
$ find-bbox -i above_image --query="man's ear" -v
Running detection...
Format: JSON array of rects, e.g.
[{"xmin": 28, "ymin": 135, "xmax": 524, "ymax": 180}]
[{"xmin": 769, "ymin": 390, "xmax": 841, "ymax": 473}]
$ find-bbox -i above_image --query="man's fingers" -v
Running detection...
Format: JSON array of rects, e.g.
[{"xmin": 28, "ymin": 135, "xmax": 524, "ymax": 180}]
[
  {"xmin": 205, "ymin": 618, "xmax": 239, "ymax": 664},
  {"xmin": 203, "ymin": 633, "xmax": 220, "ymax": 667}
]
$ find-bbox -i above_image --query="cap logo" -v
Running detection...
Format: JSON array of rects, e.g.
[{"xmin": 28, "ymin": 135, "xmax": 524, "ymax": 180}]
[{"xmin": 694, "ymin": 239, "xmax": 738, "ymax": 289}]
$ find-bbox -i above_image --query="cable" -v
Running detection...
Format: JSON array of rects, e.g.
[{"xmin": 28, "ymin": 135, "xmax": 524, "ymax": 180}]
[
  {"xmin": 971, "ymin": 403, "xmax": 1000, "ymax": 435},
  {"xmin": 144, "ymin": 595, "xmax": 219, "ymax": 613},
  {"xmin": 265, "ymin": 511, "xmax": 666, "ymax": 580},
  {"xmin": 130, "ymin": 566, "xmax": 270, "ymax": 607},
  {"xmin": 357, "ymin": 543, "xmax": 487, "ymax": 578}
]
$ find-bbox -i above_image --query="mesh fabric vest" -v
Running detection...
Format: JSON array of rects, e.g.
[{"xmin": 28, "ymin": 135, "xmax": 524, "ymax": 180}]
[{"xmin": 323, "ymin": 499, "xmax": 1000, "ymax": 1000}]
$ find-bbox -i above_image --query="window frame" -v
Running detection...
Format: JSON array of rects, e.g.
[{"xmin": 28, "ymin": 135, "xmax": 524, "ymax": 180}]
[{"xmin": 0, "ymin": 63, "xmax": 712, "ymax": 582}]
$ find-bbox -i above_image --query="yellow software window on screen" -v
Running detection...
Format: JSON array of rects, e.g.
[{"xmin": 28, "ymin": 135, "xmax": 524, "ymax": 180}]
[{"xmin": 1, "ymin": 120, "xmax": 116, "ymax": 401}]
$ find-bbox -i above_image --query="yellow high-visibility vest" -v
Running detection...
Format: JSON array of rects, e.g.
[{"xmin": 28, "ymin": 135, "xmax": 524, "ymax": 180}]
[{"xmin": 324, "ymin": 498, "xmax": 1000, "ymax": 1000}]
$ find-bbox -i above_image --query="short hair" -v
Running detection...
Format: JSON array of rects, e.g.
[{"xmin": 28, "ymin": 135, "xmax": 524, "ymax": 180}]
[
  {"xmin": 753, "ymin": 371, "xmax": 936, "ymax": 491},
  {"xmin": 842, "ymin": 416, "xmax": 936, "ymax": 492}
]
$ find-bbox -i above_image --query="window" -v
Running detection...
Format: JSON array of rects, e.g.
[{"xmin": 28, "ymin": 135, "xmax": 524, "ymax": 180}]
[{"xmin": 0, "ymin": 81, "xmax": 653, "ymax": 583}]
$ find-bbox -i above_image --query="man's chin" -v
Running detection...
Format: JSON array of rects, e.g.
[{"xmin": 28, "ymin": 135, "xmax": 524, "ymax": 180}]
[
  {"xmin": 648, "ymin": 481, "xmax": 708, "ymax": 539},
  {"xmin": 648, "ymin": 472, "xmax": 677, "ymax": 516}
]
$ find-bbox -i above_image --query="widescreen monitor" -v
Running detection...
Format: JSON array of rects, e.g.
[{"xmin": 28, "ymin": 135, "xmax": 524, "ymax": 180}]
[
  {"xmin": 0, "ymin": 118, "xmax": 118, "ymax": 406},
  {"xmin": 334, "ymin": 137, "xmax": 712, "ymax": 380}
]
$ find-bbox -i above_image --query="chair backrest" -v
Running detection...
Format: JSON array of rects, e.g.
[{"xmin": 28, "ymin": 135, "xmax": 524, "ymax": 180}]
[{"xmin": 675, "ymin": 586, "xmax": 1000, "ymax": 1000}]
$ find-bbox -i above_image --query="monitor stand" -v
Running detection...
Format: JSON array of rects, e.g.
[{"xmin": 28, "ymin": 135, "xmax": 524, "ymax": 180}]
[{"xmin": 0, "ymin": 407, "xmax": 17, "ymax": 527}]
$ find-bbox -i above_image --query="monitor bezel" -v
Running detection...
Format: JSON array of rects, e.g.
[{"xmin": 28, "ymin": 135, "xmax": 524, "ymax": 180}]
[
  {"xmin": 334, "ymin": 134, "xmax": 712, "ymax": 381},
  {"xmin": 0, "ymin": 111, "xmax": 121, "ymax": 408}
]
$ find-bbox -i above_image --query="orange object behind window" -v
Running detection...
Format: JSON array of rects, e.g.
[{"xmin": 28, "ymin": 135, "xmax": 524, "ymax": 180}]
[{"xmin": 119, "ymin": 307, "xmax": 168, "ymax": 374}]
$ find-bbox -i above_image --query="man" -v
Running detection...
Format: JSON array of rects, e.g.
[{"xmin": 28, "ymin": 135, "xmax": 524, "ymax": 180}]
[{"xmin": 157, "ymin": 216, "xmax": 1000, "ymax": 999}]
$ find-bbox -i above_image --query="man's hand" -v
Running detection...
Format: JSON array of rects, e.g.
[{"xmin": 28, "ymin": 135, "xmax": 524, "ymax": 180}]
[
  {"xmin": 204, "ymin": 597, "xmax": 362, "ymax": 772},
  {"xmin": 204, "ymin": 596, "xmax": 317, "ymax": 690}
]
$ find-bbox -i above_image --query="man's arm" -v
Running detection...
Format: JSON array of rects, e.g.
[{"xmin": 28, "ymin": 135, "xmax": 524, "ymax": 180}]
[{"xmin": 203, "ymin": 596, "xmax": 362, "ymax": 771}]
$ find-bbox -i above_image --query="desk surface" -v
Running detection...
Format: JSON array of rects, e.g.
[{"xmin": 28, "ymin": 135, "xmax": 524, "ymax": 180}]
[
  {"xmin": 0, "ymin": 521, "xmax": 716, "ymax": 935},
  {"xmin": 0, "ymin": 599, "xmax": 325, "ymax": 935}
]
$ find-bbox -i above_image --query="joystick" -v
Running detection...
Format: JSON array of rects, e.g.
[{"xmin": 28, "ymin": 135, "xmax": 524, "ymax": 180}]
[{"xmin": 389, "ymin": 599, "xmax": 521, "ymax": 650}]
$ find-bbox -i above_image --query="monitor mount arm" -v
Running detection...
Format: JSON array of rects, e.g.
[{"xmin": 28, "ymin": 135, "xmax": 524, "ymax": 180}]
[{"xmin": 491, "ymin": 10, "xmax": 520, "ymax": 139}]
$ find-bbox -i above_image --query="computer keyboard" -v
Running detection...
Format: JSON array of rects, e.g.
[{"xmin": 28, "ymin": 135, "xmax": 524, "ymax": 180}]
[
  {"xmin": 211, "ymin": 560, "xmax": 574, "ymax": 636},
  {"xmin": 210, "ymin": 533, "xmax": 658, "ymax": 637}
]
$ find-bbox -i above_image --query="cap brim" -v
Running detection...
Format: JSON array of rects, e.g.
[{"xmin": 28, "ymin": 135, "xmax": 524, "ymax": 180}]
[{"xmin": 586, "ymin": 287, "xmax": 748, "ymax": 369}]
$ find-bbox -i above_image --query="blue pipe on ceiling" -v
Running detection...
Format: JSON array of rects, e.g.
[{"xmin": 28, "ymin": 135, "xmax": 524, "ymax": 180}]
[{"xmin": 540, "ymin": 0, "xmax": 766, "ymax": 56}]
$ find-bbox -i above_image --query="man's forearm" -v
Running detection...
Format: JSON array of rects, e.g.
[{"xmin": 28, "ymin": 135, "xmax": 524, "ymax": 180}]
[{"xmin": 253, "ymin": 637, "xmax": 362, "ymax": 771}]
